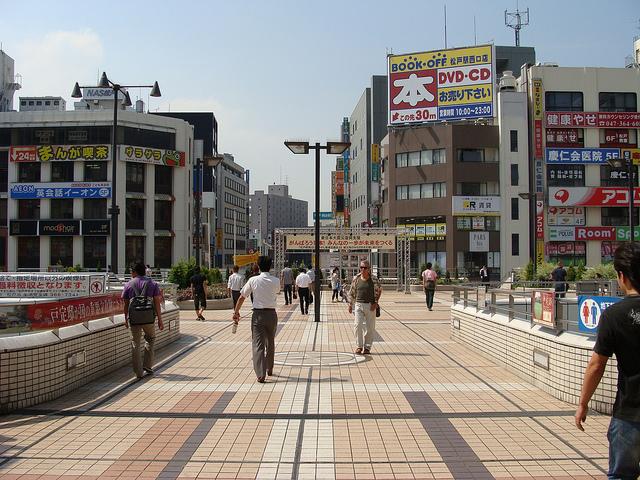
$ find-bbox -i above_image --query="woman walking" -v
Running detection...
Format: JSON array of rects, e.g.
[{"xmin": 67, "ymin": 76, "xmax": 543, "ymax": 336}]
[
  {"xmin": 331, "ymin": 268, "xmax": 340, "ymax": 302},
  {"xmin": 421, "ymin": 262, "xmax": 438, "ymax": 311}
]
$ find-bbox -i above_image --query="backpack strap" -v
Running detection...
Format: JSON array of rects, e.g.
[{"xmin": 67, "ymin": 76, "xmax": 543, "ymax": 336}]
[
  {"xmin": 132, "ymin": 281, "xmax": 142, "ymax": 297},
  {"xmin": 140, "ymin": 281, "xmax": 149, "ymax": 297}
]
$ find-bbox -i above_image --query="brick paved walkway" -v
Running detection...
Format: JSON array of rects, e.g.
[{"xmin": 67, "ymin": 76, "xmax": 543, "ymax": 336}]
[{"xmin": 0, "ymin": 291, "xmax": 610, "ymax": 479}]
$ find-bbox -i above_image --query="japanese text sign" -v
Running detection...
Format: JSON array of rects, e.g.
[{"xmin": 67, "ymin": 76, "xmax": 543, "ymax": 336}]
[
  {"xmin": 547, "ymin": 206, "xmax": 585, "ymax": 226},
  {"xmin": 0, "ymin": 274, "xmax": 106, "ymax": 298},
  {"xmin": 388, "ymin": 44, "xmax": 494, "ymax": 126},
  {"xmin": 285, "ymin": 234, "xmax": 396, "ymax": 250},
  {"xmin": 533, "ymin": 79, "xmax": 543, "ymax": 159},
  {"xmin": 27, "ymin": 293, "xmax": 124, "ymax": 330},
  {"xmin": 9, "ymin": 145, "xmax": 111, "ymax": 162},
  {"xmin": 120, "ymin": 145, "xmax": 185, "ymax": 167},
  {"xmin": 9, "ymin": 182, "xmax": 111, "ymax": 199},
  {"xmin": 452, "ymin": 196, "xmax": 500, "ymax": 216},
  {"xmin": 549, "ymin": 187, "xmax": 640, "ymax": 207},
  {"xmin": 578, "ymin": 296, "xmax": 621, "ymax": 333},
  {"xmin": 536, "ymin": 201, "xmax": 544, "ymax": 239},
  {"xmin": 545, "ymin": 148, "xmax": 620, "ymax": 164},
  {"xmin": 545, "ymin": 112, "xmax": 640, "ymax": 129},
  {"xmin": 532, "ymin": 290, "xmax": 556, "ymax": 328}
]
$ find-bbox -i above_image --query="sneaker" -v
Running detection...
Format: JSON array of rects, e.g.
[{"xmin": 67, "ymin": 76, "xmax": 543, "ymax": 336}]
[
  {"xmin": 198, "ymin": 314, "xmax": 206, "ymax": 321},
  {"xmin": 143, "ymin": 367, "xmax": 154, "ymax": 375},
  {"xmin": 355, "ymin": 347, "xmax": 363, "ymax": 354},
  {"xmin": 363, "ymin": 348, "xmax": 371, "ymax": 355}
]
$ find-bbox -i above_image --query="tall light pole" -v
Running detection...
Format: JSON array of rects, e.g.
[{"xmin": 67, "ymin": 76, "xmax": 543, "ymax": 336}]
[
  {"xmin": 72, "ymin": 72, "xmax": 160, "ymax": 274},
  {"xmin": 285, "ymin": 140, "xmax": 350, "ymax": 322}
]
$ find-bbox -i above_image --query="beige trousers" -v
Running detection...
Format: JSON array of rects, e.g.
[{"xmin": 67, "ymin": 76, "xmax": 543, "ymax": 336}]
[
  {"xmin": 130, "ymin": 323, "xmax": 156, "ymax": 378},
  {"xmin": 354, "ymin": 302, "xmax": 376, "ymax": 349}
]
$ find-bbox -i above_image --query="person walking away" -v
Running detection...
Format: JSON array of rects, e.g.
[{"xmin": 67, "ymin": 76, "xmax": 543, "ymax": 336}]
[
  {"xmin": 348, "ymin": 260, "xmax": 382, "ymax": 355},
  {"xmin": 145, "ymin": 264, "xmax": 152, "ymax": 278},
  {"xmin": 575, "ymin": 243, "xmax": 640, "ymax": 479},
  {"xmin": 422, "ymin": 262, "xmax": 438, "ymax": 311},
  {"xmin": 479, "ymin": 265, "xmax": 490, "ymax": 290},
  {"xmin": 331, "ymin": 267, "xmax": 340, "ymax": 302},
  {"xmin": 227, "ymin": 265, "xmax": 244, "ymax": 309},
  {"xmin": 280, "ymin": 263, "xmax": 294, "ymax": 305},
  {"xmin": 232, "ymin": 256, "xmax": 280, "ymax": 383},
  {"xmin": 551, "ymin": 261, "xmax": 568, "ymax": 298},
  {"xmin": 295, "ymin": 268, "xmax": 312, "ymax": 315},
  {"xmin": 190, "ymin": 266, "xmax": 209, "ymax": 321},
  {"xmin": 122, "ymin": 262, "xmax": 164, "ymax": 379}
]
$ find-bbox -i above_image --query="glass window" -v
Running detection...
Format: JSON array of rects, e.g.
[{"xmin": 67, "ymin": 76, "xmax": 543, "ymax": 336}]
[
  {"xmin": 155, "ymin": 165, "xmax": 172, "ymax": 195},
  {"xmin": 458, "ymin": 149, "xmax": 484, "ymax": 162},
  {"xmin": 511, "ymin": 164, "xmax": 519, "ymax": 186},
  {"xmin": 18, "ymin": 199, "xmax": 40, "ymax": 219},
  {"xmin": 456, "ymin": 183, "xmax": 484, "ymax": 195},
  {"xmin": 601, "ymin": 207, "xmax": 639, "ymax": 226},
  {"xmin": 50, "ymin": 199, "xmax": 74, "ymax": 219},
  {"xmin": 599, "ymin": 92, "xmax": 637, "ymax": 112},
  {"xmin": 486, "ymin": 217, "xmax": 500, "ymax": 231},
  {"xmin": 420, "ymin": 150, "xmax": 433, "ymax": 165},
  {"xmin": 0, "ymin": 151, "xmax": 8, "ymax": 192},
  {"xmin": 547, "ymin": 164, "xmax": 585, "ymax": 187},
  {"xmin": 84, "ymin": 199, "xmax": 107, "ymax": 219},
  {"xmin": 511, "ymin": 197, "xmax": 519, "ymax": 220},
  {"xmin": 126, "ymin": 199, "xmax": 145, "ymax": 229},
  {"xmin": 510, "ymin": 130, "xmax": 518, "ymax": 152},
  {"xmin": 51, "ymin": 162, "xmax": 74, "ymax": 182},
  {"xmin": 408, "ymin": 151, "xmax": 421, "ymax": 167},
  {"xmin": 154, "ymin": 237, "xmax": 172, "ymax": 268},
  {"xmin": 457, "ymin": 217, "xmax": 471, "ymax": 230},
  {"xmin": 18, "ymin": 162, "xmax": 41, "ymax": 182},
  {"xmin": 511, "ymin": 233, "xmax": 520, "ymax": 256},
  {"xmin": 0, "ymin": 199, "xmax": 6, "ymax": 225},
  {"xmin": 395, "ymin": 153, "xmax": 408, "ymax": 168},
  {"xmin": 396, "ymin": 185, "xmax": 408, "ymax": 200},
  {"xmin": 154, "ymin": 200, "xmax": 172, "ymax": 230},
  {"xmin": 408, "ymin": 184, "xmax": 421, "ymax": 199},
  {"xmin": 126, "ymin": 162, "xmax": 145, "ymax": 193},
  {"xmin": 83, "ymin": 237, "xmax": 106, "ymax": 269},
  {"xmin": 50, "ymin": 237, "xmax": 73, "ymax": 267},
  {"xmin": 545, "ymin": 91, "xmax": 584, "ymax": 111},
  {"xmin": 125, "ymin": 236, "xmax": 145, "ymax": 268},
  {"xmin": 84, "ymin": 162, "xmax": 107, "ymax": 181},
  {"xmin": 433, "ymin": 149, "xmax": 446, "ymax": 164},
  {"xmin": 18, "ymin": 237, "xmax": 39, "ymax": 269},
  {"xmin": 421, "ymin": 183, "xmax": 433, "ymax": 198}
]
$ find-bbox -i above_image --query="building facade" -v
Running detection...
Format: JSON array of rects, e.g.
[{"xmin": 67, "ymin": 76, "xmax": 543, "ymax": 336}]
[
  {"xmin": 0, "ymin": 109, "xmax": 194, "ymax": 272},
  {"xmin": 249, "ymin": 184, "xmax": 307, "ymax": 253},
  {"xmin": 521, "ymin": 64, "xmax": 640, "ymax": 268},
  {"xmin": 215, "ymin": 153, "xmax": 248, "ymax": 268},
  {"xmin": 19, "ymin": 97, "xmax": 66, "ymax": 112},
  {"xmin": 0, "ymin": 50, "xmax": 21, "ymax": 113}
]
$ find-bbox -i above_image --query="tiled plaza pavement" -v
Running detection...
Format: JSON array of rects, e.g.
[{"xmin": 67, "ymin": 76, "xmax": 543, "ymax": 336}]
[{"xmin": 0, "ymin": 290, "xmax": 610, "ymax": 479}]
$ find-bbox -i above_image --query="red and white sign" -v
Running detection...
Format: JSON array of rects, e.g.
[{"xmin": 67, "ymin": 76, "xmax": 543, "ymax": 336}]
[
  {"xmin": 0, "ymin": 273, "xmax": 106, "ymax": 298},
  {"xmin": 27, "ymin": 293, "xmax": 123, "ymax": 330},
  {"xmin": 546, "ymin": 242, "xmax": 586, "ymax": 256},
  {"xmin": 604, "ymin": 129, "xmax": 630, "ymax": 145},
  {"xmin": 534, "ymin": 120, "xmax": 543, "ymax": 159},
  {"xmin": 546, "ymin": 128, "xmax": 581, "ymax": 146},
  {"xmin": 549, "ymin": 187, "xmax": 640, "ymax": 207},
  {"xmin": 545, "ymin": 112, "xmax": 640, "ymax": 129},
  {"xmin": 9, "ymin": 146, "xmax": 38, "ymax": 162},
  {"xmin": 575, "ymin": 227, "xmax": 616, "ymax": 241},
  {"xmin": 547, "ymin": 206, "xmax": 585, "ymax": 226},
  {"xmin": 536, "ymin": 201, "xmax": 544, "ymax": 239}
]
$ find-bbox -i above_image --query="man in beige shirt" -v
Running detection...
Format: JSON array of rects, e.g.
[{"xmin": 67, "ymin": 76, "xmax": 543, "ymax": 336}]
[{"xmin": 348, "ymin": 259, "xmax": 382, "ymax": 355}]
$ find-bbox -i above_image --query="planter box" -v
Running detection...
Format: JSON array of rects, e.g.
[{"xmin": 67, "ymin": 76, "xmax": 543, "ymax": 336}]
[{"xmin": 177, "ymin": 298, "xmax": 233, "ymax": 310}]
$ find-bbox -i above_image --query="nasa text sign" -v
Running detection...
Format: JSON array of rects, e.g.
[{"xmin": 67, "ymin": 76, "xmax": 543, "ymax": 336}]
[
  {"xmin": 578, "ymin": 295, "xmax": 621, "ymax": 333},
  {"xmin": 388, "ymin": 44, "xmax": 494, "ymax": 126}
]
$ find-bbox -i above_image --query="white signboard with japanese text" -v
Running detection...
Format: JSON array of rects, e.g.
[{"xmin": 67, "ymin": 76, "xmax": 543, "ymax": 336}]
[
  {"xmin": 547, "ymin": 206, "xmax": 586, "ymax": 226},
  {"xmin": 285, "ymin": 234, "xmax": 396, "ymax": 251},
  {"xmin": 0, "ymin": 274, "xmax": 106, "ymax": 298},
  {"xmin": 452, "ymin": 196, "xmax": 501, "ymax": 216}
]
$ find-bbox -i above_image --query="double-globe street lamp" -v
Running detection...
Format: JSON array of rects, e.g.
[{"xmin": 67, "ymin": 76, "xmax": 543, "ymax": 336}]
[
  {"xmin": 284, "ymin": 141, "xmax": 350, "ymax": 322},
  {"xmin": 71, "ymin": 73, "xmax": 161, "ymax": 274},
  {"xmin": 608, "ymin": 151, "xmax": 637, "ymax": 245}
]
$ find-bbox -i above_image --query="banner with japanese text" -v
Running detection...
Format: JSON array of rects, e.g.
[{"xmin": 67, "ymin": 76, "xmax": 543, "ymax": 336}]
[
  {"xmin": 120, "ymin": 145, "xmax": 186, "ymax": 167},
  {"xmin": 27, "ymin": 293, "xmax": 124, "ymax": 330},
  {"xmin": 0, "ymin": 273, "xmax": 106, "ymax": 298},
  {"xmin": 9, "ymin": 145, "xmax": 111, "ymax": 162},
  {"xmin": 545, "ymin": 111, "xmax": 640, "ymax": 128},
  {"xmin": 549, "ymin": 187, "xmax": 640, "ymax": 207},
  {"xmin": 9, "ymin": 182, "xmax": 111, "ymax": 199},
  {"xmin": 388, "ymin": 45, "xmax": 494, "ymax": 126},
  {"xmin": 285, "ymin": 233, "xmax": 396, "ymax": 250}
]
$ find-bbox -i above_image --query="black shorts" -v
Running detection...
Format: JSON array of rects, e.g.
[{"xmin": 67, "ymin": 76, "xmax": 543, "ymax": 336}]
[{"xmin": 194, "ymin": 293, "xmax": 207, "ymax": 310}]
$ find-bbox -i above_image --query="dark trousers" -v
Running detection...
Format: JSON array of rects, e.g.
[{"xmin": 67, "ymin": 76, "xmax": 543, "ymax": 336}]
[
  {"xmin": 283, "ymin": 284, "xmax": 293, "ymax": 304},
  {"xmin": 231, "ymin": 290, "xmax": 241, "ymax": 308},
  {"xmin": 332, "ymin": 289, "xmax": 339, "ymax": 301},
  {"xmin": 425, "ymin": 289, "xmax": 435, "ymax": 310},
  {"xmin": 298, "ymin": 287, "xmax": 310, "ymax": 314},
  {"xmin": 251, "ymin": 309, "xmax": 277, "ymax": 379}
]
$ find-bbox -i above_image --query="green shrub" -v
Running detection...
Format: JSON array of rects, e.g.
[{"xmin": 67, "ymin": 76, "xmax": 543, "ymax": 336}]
[
  {"xmin": 582, "ymin": 263, "xmax": 617, "ymax": 280},
  {"xmin": 567, "ymin": 265, "xmax": 576, "ymax": 282},
  {"xmin": 168, "ymin": 258, "xmax": 223, "ymax": 289}
]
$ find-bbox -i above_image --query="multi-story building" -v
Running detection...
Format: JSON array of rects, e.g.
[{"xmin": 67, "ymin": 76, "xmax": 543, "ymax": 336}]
[
  {"xmin": 336, "ymin": 117, "xmax": 349, "ymax": 226},
  {"xmin": 249, "ymin": 184, "xmax": 307, "ymax": 253},
  {"xmin": 0, "ymin": 107, "xmax": 194, "ymax": 272},
  {"xmin": 0, "ymin": 50, "xmax": 21, "ymax": 113},
  {"xmin": 348, "ymin": 75, "xmax": 387, "ymax": 227},
  {"xmin": 216, "ymin": 153, "xmax": 248, "ymax": 268},
  {"xmin": 19, "ymin": 97, "xmax": 66, "ymax": 112},
  {"xmin": 519, "ymin": 63, "xmax": 640, "ymax": 268}
]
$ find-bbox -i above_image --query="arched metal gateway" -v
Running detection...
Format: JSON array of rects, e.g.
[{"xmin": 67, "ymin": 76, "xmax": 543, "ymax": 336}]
[{"xmin": 273, "ymin": 227, "xmax": 411, "ymax": 293}]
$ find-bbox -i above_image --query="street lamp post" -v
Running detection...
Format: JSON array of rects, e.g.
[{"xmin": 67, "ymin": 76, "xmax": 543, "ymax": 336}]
[
  {"xmin": 72, "ymin": 72, "xmax": 160, "ymax": 274},
  {"xmin": 285, "ymin": 140, "xmax": 350, "ymax": 322}
]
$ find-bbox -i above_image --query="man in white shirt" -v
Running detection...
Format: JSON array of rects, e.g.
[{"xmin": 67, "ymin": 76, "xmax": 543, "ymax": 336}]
[
  {"xmin": 227, "ymin": 265, "xmax": 244, "ymax": 308},
  {"xmin": 295, "ymin": 268, "xmax": 312, "ymax": 315},
  {"xmin": 232, "ymin": 256, "xmax": 280, "ymax": 383}
]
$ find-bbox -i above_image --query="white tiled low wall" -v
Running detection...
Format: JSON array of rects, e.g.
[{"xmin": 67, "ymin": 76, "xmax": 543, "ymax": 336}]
[
  {"xmin": 451, "ymin": 304, "xmax": 617, "ymax": 414},
  {"xmin": 0, "ymin": 303, "xmax": 180, "ymax": 413}
]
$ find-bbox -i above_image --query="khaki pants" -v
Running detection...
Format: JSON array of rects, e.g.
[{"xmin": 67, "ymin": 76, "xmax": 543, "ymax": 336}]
[
  {"xmin": 130, "ymin": 323, "xmax": 156, "ymax": 378},
  {"xmin": 251, "ymin": 309, "xmax": 277, "ymax": 378},
  {"xmin": 354, "ymin": 302, "xmax": 376, "ymax": 349}
]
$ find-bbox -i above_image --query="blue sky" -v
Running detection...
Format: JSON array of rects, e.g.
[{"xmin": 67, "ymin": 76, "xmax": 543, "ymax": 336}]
[{"xmin": 1, "ymin": 0, "xmax": 638, "ymax": 215}]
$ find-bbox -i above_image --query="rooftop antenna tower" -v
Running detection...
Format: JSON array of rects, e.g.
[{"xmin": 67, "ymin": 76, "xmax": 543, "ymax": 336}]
[{"xmin": 504, "ymin": 5, "xmax": 530, "ymax": 47}]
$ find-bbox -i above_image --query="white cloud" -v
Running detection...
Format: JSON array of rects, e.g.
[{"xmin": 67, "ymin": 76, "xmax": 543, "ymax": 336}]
[{"xmin": 14, "ymin": 29, "xmax": 104, "ymax": 99}]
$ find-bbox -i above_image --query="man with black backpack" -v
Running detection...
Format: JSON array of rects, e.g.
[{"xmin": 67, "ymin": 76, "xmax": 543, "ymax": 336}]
[{"xmin": 122, "ymin": 262, "xmax": 164, "ymax": 379}]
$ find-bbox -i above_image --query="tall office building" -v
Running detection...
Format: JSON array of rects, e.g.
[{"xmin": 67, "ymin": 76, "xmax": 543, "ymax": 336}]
[
  {"xmin": 215, "ymin": 154, "xmax": 248, "ymax": 268},
  {"xmin": 0, "ymin": 50, "xmax": 21, "ymax": 112}
]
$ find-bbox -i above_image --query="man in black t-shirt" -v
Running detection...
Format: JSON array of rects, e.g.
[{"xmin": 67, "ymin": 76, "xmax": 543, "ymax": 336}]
[
  {"xmin": 575, "ymin": 243, "xmax": 640, "ymax": 479},
  {"xmin": 551, "ymin": 261, "xmax": 568, "ymax": 298},
  {"xmin": 190, "ymin": 266, "xmax": 209, "ymax": 321}
]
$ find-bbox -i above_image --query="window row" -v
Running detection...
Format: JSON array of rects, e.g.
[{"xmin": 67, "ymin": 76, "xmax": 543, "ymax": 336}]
[
  {"xmin": 396, "ymin": 183, "xmax": 447, "ymax": 200},
  {"xmin": 224, "ymin": 207, "xmax": 245, "ymax": 222},
  {"xmin": 16, "ymin": 236, "xmax": 173, "ymax": 269},
  {"xmin": 456, "ymin": 217, "xmax": 500, "ymax": 231},
  {"xmin": 455, "ymin": 182, "xmax": 499, "ymax": 196},
  {"xmin": 224, "ymin": 222, "xmax": 246, "ymax": 236},
  {"xmin": 224, "ymin": 192, "xmax": 245, "ymax": 208},
  {"xmin": 224, "ymin": 176, "xmax": 246, "ymax": 195},
  {"xmin": 547, "ymin": 164, "xmax": 638, "ymax": 187},
  {"xmin": 395, "ymin": 148, "xmax": 446, "ymax": 168},
  {"xmin": 545, "ymin": 92, "xmax": 637, "ymax": 112}
]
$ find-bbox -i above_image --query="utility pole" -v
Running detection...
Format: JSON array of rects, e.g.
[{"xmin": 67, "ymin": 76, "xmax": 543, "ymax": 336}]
[{"xmin": 505, "ymin": 7, "xmax": 530, "ymax": 47}]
